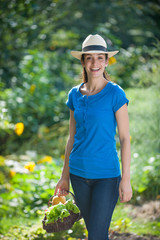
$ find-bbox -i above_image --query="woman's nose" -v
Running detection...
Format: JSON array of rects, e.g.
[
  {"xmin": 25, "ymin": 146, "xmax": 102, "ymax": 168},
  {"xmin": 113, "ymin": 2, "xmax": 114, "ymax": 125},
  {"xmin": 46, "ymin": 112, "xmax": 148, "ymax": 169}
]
[{"xmin": 92, "ymin": 58, "xmax": 97, "ymax": 64}]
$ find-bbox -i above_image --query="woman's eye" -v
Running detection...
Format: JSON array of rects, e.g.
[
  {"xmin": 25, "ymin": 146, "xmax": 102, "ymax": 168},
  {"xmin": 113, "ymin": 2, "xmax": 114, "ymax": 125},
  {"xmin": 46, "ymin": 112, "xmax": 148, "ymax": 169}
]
[{"xmin": 85, "ymin": 56, "xmax": 104, "ymax": 60}]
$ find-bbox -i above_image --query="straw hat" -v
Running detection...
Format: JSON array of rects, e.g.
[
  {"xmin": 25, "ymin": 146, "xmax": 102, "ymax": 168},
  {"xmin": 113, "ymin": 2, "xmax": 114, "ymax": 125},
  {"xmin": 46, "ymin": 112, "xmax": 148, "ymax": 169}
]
[{"xmin": 71, "ymin": 34, "xmax": 119, "ymax": 60}]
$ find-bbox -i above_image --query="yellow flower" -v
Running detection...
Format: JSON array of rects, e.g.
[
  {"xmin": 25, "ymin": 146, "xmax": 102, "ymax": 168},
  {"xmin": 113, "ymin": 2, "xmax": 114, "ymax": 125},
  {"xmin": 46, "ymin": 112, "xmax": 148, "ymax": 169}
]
[
  {"xmin": 130, "ymin": 136, "xmax": 132, "ymax": 142},
  {"xmin": 15, "ymin": 122, "xmax": 24, "ymax": 136},
  {"xmin": 109, "ymin": 56, "xmax": 117, "ymax": 65},
  {"xmin": 37, "ymin": 156, "xmax": 52, "ymax": 164},
  {"xmin": 9, "ymin": 170, "xmax": 16, "ymax": 178},
  {"xmin": 61, "ymin": 154, "xmax": 65, "ymax": 160},
  {"xmin": 29, "ymin": 84, "xmax": 36, "ymax": 94},
  {"xmin": 24, "ymin": 162, "xmax": 35, "ymax": 172}
]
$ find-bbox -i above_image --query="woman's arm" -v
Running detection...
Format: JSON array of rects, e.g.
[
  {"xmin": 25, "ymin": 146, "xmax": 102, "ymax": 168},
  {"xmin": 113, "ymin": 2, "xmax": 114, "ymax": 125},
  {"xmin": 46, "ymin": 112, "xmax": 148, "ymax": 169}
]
[
  {"xmin": 55, "ymin": 109, "xmax": 76, "ymax": 196},
  {"xmin": 115, "ymin": 103, "xmax": 132, "ymax": 203}
]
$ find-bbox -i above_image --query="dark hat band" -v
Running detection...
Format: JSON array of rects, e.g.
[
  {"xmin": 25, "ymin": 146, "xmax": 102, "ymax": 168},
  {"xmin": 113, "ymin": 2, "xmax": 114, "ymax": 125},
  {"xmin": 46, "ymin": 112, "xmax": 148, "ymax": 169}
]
[{"xmin": 82, "ymin": 45, "xmax": 107, "ymax": 52}]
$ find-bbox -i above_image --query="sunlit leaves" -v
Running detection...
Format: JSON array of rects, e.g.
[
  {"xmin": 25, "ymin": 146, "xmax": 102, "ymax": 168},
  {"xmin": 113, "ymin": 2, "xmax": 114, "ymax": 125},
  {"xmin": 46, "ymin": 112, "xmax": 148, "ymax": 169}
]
[
  {"xmin": 1, "ymin": 0, "xmax": 160, "ymax": 89},
  {"xmin": 0, "ymin": 153, "xmax": 64, "ymax": 223},
  {"xmin": 112, "ymin": 217, "xmax": 131, "ymax": 232}
]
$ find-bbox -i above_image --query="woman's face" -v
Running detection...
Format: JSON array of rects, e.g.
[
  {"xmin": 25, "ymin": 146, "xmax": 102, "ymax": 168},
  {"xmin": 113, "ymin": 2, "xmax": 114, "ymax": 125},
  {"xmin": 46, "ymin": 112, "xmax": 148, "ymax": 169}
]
[{"xmin": 81, "ymin": 53, "xmax": 108, "ymax": 78}]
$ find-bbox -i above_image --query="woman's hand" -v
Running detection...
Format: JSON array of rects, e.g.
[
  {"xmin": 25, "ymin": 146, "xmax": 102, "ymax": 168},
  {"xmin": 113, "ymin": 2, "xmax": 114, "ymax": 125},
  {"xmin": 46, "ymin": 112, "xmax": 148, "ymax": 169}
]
[
  {"xmin": 54, "ymin": 177, "xmax": 70, "ymax": 196},
  {"xmin": 119, "ymin": 178, "xmax": 132, "ymax": 203}
]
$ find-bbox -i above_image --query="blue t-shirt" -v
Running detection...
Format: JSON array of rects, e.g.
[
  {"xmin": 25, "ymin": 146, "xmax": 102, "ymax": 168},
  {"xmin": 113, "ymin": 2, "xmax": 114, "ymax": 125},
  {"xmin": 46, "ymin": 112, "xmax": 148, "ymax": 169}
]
[{"xmin": 66, "ymin": 81, "xmax": 129, "ymax": 179}]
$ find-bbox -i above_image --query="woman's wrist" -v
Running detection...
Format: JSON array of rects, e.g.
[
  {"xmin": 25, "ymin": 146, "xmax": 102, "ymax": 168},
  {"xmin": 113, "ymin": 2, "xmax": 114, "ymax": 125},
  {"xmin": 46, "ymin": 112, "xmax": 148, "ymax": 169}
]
[
  {"xmin": 61, "ymin": 173, "xmax": 70, "ymax": 181},
  {"xmin": 61, "ymin": 163, "xmax": 70, "ymax": 180},
  {"xmin": 121, "ymin": 174, "xmax": 130, "ymax": 181}
]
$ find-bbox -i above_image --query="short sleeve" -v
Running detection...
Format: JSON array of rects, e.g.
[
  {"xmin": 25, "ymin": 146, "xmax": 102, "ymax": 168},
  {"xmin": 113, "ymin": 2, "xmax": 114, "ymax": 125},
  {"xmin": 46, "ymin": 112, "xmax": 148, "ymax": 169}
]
[
  {"xmin": 66, "ymin": 88, "xmax": 74, "ymax": 111},
  {"xmin": 112, "ymin": 85, "xmax": 129, "ymax": 112}
]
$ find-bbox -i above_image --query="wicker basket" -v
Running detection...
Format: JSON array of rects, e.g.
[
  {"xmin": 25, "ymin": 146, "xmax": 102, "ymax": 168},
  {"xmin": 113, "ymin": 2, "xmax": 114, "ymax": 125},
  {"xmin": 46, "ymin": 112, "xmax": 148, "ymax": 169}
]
[{"xmin": 42, "ymin": 191, "xmax": 81, "ymax": 233}]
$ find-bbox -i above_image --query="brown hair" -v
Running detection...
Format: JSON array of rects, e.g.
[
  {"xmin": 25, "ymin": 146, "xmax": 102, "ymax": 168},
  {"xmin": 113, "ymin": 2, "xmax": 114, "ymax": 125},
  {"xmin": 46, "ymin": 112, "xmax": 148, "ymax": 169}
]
[{"xmin": 81, "ymin": 54, "xmax": 111, "ymax": 83}]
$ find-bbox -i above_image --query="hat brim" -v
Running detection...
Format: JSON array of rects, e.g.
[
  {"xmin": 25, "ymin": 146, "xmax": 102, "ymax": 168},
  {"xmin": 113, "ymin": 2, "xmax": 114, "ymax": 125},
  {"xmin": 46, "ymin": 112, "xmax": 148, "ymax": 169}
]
[{"xmin": 70, "ymin": 50, "xmax": 119, "ymax": 60}]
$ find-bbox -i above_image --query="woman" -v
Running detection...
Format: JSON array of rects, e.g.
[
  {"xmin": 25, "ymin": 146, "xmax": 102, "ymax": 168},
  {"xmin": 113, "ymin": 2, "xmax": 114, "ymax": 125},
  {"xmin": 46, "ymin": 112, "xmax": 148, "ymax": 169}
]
[{"xmin": 55, "ymin": 34, "xmax": 132, "ymax": 240}]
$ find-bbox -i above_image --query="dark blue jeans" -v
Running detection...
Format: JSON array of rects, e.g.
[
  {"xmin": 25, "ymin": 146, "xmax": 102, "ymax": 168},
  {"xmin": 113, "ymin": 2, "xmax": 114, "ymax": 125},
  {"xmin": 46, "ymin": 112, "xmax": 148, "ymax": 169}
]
[{"xmin": 70, "ymin": 173, "xmax": 121, "ymax": 240}]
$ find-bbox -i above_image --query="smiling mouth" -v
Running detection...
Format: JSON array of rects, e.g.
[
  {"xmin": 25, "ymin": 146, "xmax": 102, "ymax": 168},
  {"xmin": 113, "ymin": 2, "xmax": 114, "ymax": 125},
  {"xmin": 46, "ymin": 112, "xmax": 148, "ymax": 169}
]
[{"xmin": 91, "ymin": 68, "xmax": 100, "ymax": 72}]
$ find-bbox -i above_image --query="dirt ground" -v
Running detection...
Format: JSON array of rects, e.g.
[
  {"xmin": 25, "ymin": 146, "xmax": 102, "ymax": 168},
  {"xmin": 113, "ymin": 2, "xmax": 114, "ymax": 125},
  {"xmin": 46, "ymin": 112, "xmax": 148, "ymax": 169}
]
[
  {"xmin": 110, "ymin": 200, "xmax": 160, "ymax": 240},
  {"xmin": 110, "ymin": 231, "xmax": 160, "ymax": 240},
  {"xmin": 128, "ymin": 200, "xmax": 160, "ymax": 221}
]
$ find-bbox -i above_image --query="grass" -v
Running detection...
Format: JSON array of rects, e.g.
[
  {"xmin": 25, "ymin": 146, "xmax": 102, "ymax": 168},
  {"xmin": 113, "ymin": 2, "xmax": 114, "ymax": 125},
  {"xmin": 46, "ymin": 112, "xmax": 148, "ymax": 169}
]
[
  {"xmin": 1, "ymin": 203, "xmax": 160, "ymax": 239},
  {"xmin": 0, "ymin": 216, "xmax": 37, "ymax": 234},
  {"xmin": 126, "ymin": 85, "xmax": 159, "ymax": 155}
]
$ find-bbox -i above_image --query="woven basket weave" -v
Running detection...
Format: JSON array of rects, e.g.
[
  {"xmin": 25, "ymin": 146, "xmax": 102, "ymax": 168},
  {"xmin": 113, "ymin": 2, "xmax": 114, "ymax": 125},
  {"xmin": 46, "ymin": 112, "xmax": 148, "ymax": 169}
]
[{"xmin": 42, "ymin": 191, "xmax": 81, "ymax": 233}]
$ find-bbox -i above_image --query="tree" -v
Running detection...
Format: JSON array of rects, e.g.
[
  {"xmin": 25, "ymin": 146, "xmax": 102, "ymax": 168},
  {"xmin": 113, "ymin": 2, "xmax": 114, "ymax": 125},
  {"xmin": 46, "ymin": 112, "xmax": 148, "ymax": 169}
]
[{"xmin": 0, "ymin": 0, "xmax": 160, "ymax": 88}]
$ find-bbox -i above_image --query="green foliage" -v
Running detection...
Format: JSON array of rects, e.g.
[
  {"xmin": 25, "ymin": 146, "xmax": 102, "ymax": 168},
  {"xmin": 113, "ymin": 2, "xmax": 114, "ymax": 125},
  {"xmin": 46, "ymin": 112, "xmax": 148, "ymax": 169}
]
[
  {"xmin": 127, "ymin": 85, "xmax": 160, "ymax": 203},
  {"xmin": 0, "ymin": 153, "xmax": 87, "ymax": 239},
  {"xmin": 3, "ymin": 50, "xmax": 71, "ymax": 129},
  {"xmin": 0, "ymin": 155, "xmax": 60, "ymax": 220},
  {"xmin": 1, "ymin": 0, "xmax": 160, "ymax": 87},
  {"xmin": 0, "ymin": 48, "xmax": 80, "ymax": 154},
  {"xmin": 112, "ymin": 217, "xmax": 131, "ymax": 232},
  {"xmin": 108, "ymin": 39, "xmax": 160, "ymax": 88},
  {"xmin": 0, "ymin": 220, "xmax": 86, "ymax": 240},
  {"xmin": 114, "ymin": 83, "xmax": 160, "ymax": 203}
]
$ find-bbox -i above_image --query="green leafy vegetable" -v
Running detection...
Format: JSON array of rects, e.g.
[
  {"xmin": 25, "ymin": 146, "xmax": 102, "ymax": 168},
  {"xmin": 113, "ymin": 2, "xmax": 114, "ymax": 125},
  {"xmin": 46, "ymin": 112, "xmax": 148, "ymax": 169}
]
[
  {"xmin": 45, "ymin": 200, "xmax": 80, "ymax": 225},
  {"xmin": 45, "ymin": 203, "xmax": 70, "ymax": 225},
  {"xmin": 60, "ymin": 208, "xmax": 70, "ymax": 220},
  {"xmin": 65, "ymin": 199, "xmax": 80, "ymax": 214}
]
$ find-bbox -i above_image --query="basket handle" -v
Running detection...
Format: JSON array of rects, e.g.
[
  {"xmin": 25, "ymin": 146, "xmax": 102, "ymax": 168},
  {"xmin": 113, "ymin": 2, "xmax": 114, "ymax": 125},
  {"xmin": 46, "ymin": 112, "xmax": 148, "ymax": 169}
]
[{"xmin": 48, "ymin": 190, "xmax": 76, "ymax": 207}]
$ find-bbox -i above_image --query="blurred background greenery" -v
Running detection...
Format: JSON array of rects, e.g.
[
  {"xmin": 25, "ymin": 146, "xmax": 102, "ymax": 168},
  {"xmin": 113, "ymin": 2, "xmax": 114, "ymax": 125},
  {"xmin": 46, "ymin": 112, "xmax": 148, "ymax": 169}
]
[{"xmin": 0, "ymin": 0, "xmax": 160, "ymax": 239}]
